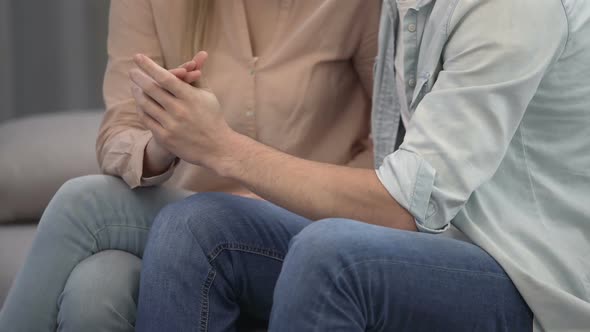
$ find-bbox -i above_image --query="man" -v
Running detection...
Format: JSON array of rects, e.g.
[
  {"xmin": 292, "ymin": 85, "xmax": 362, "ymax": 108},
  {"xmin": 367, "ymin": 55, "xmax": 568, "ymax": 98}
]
[{"xmin": 130, "ymin": 0, "xmax": 590, "ymax": 331}]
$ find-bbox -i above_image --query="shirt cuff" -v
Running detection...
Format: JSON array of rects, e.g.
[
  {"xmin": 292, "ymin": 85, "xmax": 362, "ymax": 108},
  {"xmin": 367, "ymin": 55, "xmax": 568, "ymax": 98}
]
[
  {"xmin": 376, "ymin": 148, "xmax": 449, "ymax": 233},
  {"xmin": 125, "ymin": 131, "xmax": 176, "ymax": 188},
  {"xmin": 140, "ymin": 157, "xmax": 178, "ymax": 187}
]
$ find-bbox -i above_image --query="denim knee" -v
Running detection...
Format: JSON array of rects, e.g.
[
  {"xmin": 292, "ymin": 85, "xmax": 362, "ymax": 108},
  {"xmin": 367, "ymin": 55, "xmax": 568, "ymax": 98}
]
[
  {"xmin": 288, "ymin": 218, "xmax": 362, "ymax": 263},
  {"xmin": 57, "ymin": 250, "xmax": 141, "ymax": 332},
  {"xmin": 40, "ymin": 175, "xmax": 129, "ymax": 227},
  {"xmin": 150, "ymin": 192, "xmax": 254, "ymax": 249},
  {"xmin": 50, "ymin": 174, "xmax": 130, "ymax": 208}
]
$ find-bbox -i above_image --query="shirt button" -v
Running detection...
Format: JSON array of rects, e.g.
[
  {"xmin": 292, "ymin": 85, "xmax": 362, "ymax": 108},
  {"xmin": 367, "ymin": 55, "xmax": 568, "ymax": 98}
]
[
  {"xmin": 250, "ymin": 57, "xmax": 259, "ymax": 75},
  {"xmin": 246, "ymin": 111, "xmax": 254, "ymax": 117},
  {"xmin": 408, "ymin": 24, "xmax": 417, "ymax": 33},
  {"xmin": 408, "ymin": 78, "xmax": 417, "ymax": 88}
]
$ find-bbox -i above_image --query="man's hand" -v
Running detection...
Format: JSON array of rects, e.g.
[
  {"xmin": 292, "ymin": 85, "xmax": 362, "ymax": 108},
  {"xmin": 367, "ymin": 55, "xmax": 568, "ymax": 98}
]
[
  {"xmin": 130, "ymin": 53, "xmax": 415, "ymax": 231},
  {"xmin": 139, "ymin": 51, "xmax": 210, "ymax": 177},
  {"xmin": 130, "ymin": 53, "xmax": 234, "ymax": 169}
]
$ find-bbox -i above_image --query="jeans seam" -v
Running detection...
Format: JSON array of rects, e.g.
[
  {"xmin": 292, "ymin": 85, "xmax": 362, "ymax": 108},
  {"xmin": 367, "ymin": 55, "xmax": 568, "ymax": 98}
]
[
  {"xmin": 92, "ymin": 225, "xmax": 151, "ymax": 240},
  {"xmin": 200, "ymin": 269, "xmax": 217, "ymax": 332},
  {"xmin": 196, "ymin": 245, "xmax": 284, "ymax": 332},
  {"xmin": 91, "ymin": 225, "xmax": 151, "ymax": 252},
  {"xmin": 206, "ymin": 243, "xmax": 285, "ymax": 263},
  {"xmin": 336, "ymin": 258, "xmax": 512, "ymax": 281},
  {"xmin": 182, "ymin": 211, "xmax": 286, "ymax": 332}
]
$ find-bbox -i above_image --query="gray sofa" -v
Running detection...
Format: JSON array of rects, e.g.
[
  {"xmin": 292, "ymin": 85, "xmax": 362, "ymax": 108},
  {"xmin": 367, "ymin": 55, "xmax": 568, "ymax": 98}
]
[
  {"xmin": 0, "ymin": 110, "xmax": 103, "ymax": 305},
  {"xmin": 0, "ymin": 111, "xmax": 267, "ymax": 331}
]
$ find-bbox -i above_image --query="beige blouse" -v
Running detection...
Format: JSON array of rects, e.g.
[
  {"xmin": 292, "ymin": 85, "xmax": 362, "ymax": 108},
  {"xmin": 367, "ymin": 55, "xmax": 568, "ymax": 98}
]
[{"xmin": 98, "ymin": 0, "xmax": 380, "ymax": 194}]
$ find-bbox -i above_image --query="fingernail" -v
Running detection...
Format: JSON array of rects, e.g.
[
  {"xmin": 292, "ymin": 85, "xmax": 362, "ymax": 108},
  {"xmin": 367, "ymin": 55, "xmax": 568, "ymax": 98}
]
[{"xmin": 134, "ymin": 54, "xmax": 144, "ymax": 64}]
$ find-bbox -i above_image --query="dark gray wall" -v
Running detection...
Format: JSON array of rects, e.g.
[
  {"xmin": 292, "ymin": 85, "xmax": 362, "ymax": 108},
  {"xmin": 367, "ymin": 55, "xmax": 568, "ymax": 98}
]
[{"xmin": 0, "ymin": 0, "xmax": 110, "ymax": 122}]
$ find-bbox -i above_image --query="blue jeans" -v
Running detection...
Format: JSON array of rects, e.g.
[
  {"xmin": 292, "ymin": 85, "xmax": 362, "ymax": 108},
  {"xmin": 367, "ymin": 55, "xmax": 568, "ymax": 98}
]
[
  {"xmin": 0, "ymin": 175, "xmax": 190, "ymax": 332},
  {"xmin": 136, "ymin": 193, "xmax": 533, "ymax": 331}
]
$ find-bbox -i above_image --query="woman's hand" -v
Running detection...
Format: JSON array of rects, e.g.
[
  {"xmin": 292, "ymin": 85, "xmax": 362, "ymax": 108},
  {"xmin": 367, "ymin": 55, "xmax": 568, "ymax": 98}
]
[
  {"xmin": 169, "ymin": 51, "xmax": 208, "ymax": 84},
  {"xmin": 130, "ymin": 53, "xmax": 236, "ymax": 170},
  {"xmin": 142, "ymin": 138, "xmax": 176, "ymax": 177}
]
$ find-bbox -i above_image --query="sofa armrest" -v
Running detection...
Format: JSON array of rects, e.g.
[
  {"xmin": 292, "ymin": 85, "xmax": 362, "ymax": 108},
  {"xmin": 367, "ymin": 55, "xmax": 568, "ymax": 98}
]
[{"xmin": 0, "ymin": 111, "xmax": 103, "ymax": 224}]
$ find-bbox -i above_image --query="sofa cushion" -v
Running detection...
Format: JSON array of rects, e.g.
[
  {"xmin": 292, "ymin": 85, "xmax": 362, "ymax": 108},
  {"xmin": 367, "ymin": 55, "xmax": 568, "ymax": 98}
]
[
  {"xmin": 0, "ymin": 111, "xmax": 103, "ymax": 224},
  {"xmin": 0, "ymin": 224, "xmax": 37, "ymax": 307}
]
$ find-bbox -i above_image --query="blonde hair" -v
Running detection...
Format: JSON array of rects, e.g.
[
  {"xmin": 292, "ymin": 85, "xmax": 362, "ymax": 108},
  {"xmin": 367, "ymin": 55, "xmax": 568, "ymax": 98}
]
[{"xmin": 184, "ymin": 0, "xmax": 211, "ymax": 86}]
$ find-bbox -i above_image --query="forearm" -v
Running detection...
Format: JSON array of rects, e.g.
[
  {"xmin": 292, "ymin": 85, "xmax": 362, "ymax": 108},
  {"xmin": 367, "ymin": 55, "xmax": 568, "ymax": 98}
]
[
  {"xmin": 215, "ymin": 133, "xmax": 416, "ymax": 231},
  {"xmin": 129, "ymin": 54, "xmax": 412, "ymax": 230}
]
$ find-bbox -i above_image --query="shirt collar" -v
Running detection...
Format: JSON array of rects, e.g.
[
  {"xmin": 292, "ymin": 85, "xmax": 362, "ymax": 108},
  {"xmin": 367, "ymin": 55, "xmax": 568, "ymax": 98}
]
[{"xmin": 389, "ymin": 0, "xmax": 434, "ymax": 11}]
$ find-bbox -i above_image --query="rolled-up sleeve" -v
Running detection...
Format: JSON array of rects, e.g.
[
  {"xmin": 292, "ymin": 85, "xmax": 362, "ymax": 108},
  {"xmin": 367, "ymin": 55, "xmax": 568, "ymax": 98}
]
[
  {"xmin": 377, "ymin": 149, "xmax": 441, "ymax": 232},
  {"xmin": 97, "ymin": 0, "xmax": 175, "ymax": 188},
  {"xmin": 376, "ymin": 0, "xmax": 568, "ymax": 233}
]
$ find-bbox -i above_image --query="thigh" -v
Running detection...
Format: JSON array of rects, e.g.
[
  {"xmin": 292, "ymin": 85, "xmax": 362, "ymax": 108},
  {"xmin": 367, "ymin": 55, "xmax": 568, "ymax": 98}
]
[
  {"xmin": 364, "ymin": 229, "xmax": 533, "ymax": 331},
  {"xmin": 272, "ymin": 219, "xmax": 533, "ymax": 332},
  {"xmin": 51, "ymin": 175, "xmax": 192, "ymax": 253}
]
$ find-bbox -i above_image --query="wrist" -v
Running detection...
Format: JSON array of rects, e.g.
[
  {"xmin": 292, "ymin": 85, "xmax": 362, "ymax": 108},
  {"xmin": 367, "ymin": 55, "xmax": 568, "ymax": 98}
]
[
  {"xmin": 149, "ymin": 138, "xmax": 175, "ymax": 162},
  {"xmin": 143, "ymin": 138, "xmax": 176, "ymax": 177},
  {"xmin": 209, "ymin": 131, "xmax": 251, "ymax": 179}
]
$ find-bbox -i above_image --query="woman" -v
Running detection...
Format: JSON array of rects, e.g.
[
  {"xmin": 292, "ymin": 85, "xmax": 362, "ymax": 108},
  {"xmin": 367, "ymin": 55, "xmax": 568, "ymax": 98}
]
[{"xmin": 0, "ymin": 0, "xmax": 381, "ymax": 331}]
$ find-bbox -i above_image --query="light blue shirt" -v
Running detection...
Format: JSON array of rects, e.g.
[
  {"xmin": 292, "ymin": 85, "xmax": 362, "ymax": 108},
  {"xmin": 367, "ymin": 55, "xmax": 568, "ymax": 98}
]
[{"xmin": 372, "ymin": 0, "xmax": 590, "ymax": 330}]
